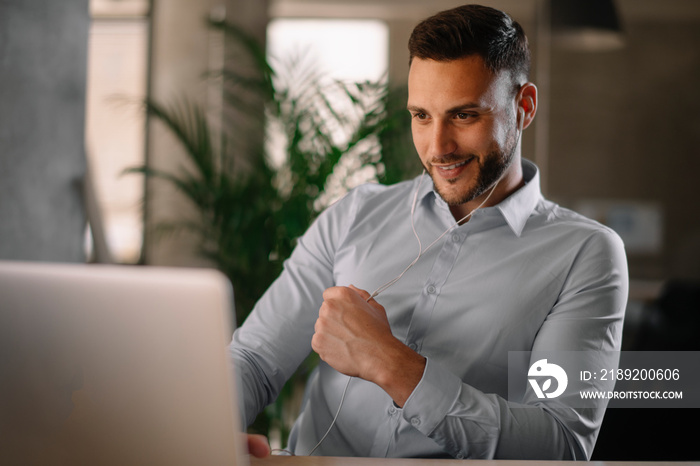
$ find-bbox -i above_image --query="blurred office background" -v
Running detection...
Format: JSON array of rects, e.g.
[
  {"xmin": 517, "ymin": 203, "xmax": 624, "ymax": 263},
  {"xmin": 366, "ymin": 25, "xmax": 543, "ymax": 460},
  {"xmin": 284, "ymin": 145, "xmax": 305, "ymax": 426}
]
[{"xmin": 1, "ymin": 0, "xmax": 699, "ymax": 460}]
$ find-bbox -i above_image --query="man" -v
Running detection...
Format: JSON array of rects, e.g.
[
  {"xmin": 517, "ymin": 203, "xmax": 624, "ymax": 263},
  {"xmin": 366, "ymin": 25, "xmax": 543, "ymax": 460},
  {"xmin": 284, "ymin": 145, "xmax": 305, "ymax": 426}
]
[{"xmin": 233, "ymin": 4, "xmax": 628, "ymax": 460}]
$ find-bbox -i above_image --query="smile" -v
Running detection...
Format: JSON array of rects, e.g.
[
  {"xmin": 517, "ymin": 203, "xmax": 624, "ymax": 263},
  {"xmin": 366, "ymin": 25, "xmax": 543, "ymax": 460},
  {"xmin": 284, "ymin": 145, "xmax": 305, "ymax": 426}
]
[
  {"xmin": 436, "ymin": 160, "xmax": 469, "ymax": 171},
  {"xmin": 431, "ymin": 157, "xmax": 475, "ymax": 181}
]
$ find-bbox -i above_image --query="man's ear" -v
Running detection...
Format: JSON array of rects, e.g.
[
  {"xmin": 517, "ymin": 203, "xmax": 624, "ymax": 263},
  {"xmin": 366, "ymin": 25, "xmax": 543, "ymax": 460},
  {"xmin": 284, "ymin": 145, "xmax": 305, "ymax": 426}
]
[{"xmin": 517, "ymin": 82, "xmax": 537, "ymax": 130}]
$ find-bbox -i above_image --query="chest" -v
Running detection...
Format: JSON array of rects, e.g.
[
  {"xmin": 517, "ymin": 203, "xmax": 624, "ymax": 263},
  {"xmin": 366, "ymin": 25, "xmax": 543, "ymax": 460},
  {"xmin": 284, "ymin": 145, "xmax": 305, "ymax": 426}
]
[{"xmin": 332, "ymin": 217, "xmax": 572, "ymax": 389}]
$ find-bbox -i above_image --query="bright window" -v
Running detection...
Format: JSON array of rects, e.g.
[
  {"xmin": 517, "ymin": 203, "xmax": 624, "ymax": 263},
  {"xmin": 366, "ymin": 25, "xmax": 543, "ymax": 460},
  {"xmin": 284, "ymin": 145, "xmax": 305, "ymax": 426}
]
[
  {"xmin": 266, "ymin": 19, "xmax": 389, "ymax": 206},
  {"xmin": 85, "ymin": 2, "xmax": 149, "ymax": 263}
]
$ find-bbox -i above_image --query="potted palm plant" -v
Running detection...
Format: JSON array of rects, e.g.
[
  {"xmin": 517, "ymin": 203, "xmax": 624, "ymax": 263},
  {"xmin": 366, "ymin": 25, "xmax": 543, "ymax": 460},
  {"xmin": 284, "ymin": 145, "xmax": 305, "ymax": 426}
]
[{"xmin": 127, "ymin": 18, "xmax": 418, "ymax": 446}]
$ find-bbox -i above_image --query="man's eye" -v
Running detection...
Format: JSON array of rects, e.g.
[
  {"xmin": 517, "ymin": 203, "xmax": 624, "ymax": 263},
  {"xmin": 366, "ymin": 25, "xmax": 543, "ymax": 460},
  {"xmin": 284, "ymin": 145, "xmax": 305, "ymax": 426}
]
[
  {"xmin": 413, "ymin": 113, "xmax": 428, "ymax": 120},
  {"xmin": 455, "ymin": 113, "xmax": 472, "ymax": 120}
]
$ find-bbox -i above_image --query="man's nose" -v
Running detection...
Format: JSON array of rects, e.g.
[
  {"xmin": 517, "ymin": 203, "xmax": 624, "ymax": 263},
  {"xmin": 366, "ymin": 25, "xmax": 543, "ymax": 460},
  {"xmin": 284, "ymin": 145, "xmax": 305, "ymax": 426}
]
[{"xmin": 428, "ymin": 122, "xmax": 457, "ymax": 158}]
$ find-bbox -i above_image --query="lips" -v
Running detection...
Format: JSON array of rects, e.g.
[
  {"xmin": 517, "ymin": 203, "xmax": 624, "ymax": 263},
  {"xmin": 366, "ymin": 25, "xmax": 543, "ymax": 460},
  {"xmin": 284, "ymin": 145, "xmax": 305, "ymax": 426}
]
[
  {"xmin": 438, "ymin": 160, "xmax": 468, "ymax": 171},
  {"xmin": 432, "ymin": 157, "xmax": 473, "ymax": 180}
]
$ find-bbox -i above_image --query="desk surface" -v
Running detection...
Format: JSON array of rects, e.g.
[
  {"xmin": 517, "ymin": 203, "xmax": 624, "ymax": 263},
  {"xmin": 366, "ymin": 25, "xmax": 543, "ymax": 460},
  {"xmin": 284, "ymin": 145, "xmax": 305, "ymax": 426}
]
[{"xmin": 250, "ymin": 456, "xmax": 699, "ymax": 466}]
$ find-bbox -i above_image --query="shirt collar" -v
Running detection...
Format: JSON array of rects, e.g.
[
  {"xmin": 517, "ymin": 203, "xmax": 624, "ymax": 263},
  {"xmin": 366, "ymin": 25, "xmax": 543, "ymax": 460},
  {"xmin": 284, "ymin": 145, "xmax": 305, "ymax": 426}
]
[
  {"xmin": 495, "ymin": 159, "xmax": 542, "ymax": 237},
  {"xmin": 419, "ymin": 159, "xmax": 543, "ymax": 237}
]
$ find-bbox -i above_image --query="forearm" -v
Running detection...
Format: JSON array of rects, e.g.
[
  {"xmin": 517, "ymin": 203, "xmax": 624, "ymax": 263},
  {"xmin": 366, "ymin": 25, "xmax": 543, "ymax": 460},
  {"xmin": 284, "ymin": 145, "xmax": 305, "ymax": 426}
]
[
  {"xmin": 229, "ymin": 236, "xmax": 335, "ymax": 427},
  {"xmin": 229, "ymin": 341, "xmax": 290, "ymax": 427},
  {"xmin": 371, "ymin": 337, "xmax": 426, "ymax": 407}
]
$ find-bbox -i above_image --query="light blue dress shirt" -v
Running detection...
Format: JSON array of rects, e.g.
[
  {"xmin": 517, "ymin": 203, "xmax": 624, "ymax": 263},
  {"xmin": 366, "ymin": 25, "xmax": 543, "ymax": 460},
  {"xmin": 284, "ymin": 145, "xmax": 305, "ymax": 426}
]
[{"xmin": 229, "ymin": 160, "xmax": 628, "ymax": 459}]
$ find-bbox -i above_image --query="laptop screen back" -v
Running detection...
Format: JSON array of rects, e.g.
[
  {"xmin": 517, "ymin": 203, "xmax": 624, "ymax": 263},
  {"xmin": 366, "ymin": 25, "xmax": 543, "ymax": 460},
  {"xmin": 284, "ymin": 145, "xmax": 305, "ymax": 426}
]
[{"xmin": 0, "ymin": 261, "xmax": 248, "ymax": 466}]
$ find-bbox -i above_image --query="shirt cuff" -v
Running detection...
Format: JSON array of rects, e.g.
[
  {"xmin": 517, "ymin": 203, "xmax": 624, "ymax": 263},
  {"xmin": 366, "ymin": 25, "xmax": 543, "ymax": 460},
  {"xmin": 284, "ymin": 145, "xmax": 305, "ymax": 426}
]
[{"xmin": 401, "ymin": 357, "xmax": 462, "ymax": 436}]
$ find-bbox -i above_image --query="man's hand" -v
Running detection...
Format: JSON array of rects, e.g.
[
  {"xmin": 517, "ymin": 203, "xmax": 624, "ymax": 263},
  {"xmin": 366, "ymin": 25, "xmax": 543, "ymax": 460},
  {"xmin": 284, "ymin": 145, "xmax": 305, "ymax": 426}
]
[
  {"xmin": 312, "ymin": 285, "xmax": 392, "ymax": 379},
  {"xmin": 311, "ymin": 285, "xmax": 426, "ymax": 406},
  {"xmin": 246, "ymin": 433, "xmax": 271, "ymax": 458}
]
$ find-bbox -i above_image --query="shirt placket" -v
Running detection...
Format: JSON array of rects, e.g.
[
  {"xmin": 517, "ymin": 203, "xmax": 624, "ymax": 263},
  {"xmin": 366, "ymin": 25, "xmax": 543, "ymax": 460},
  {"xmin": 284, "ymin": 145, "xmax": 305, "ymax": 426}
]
[
  {"xmin": 404, "ymin": 229, "xmax": 466, "ymax": 352},
  {"xmin": 369, "ymin": 227, "xmax": 466, "ymax": 457}
]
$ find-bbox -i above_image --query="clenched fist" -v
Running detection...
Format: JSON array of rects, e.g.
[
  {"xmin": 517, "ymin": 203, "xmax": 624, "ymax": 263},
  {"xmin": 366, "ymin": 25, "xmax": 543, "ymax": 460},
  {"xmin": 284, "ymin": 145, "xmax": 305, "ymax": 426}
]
[{"xmin": 311, "ymin": 285, "xmax": 426, "ymax": 407}]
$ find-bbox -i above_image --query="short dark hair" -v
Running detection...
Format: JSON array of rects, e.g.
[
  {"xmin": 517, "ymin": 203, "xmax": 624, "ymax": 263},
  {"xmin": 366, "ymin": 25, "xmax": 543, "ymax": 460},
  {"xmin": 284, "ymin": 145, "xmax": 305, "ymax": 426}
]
[{"xmin": 408, "ymin": 4, "xmax": 531, "ymax": 83}]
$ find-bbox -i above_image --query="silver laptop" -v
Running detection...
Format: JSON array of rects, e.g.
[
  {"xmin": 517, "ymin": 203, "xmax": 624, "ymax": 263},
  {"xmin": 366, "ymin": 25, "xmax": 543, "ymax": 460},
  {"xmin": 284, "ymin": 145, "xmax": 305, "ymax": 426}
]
[{"xmin": 0, "ymin": 261, "xmax": 248, "ymax": 466}]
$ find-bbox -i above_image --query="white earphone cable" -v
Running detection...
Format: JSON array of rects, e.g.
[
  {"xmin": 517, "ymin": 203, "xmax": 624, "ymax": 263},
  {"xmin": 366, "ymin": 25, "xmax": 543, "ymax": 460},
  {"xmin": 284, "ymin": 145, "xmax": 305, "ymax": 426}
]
[
  {"xmin": 306, "ymin": 173, "xmax": 499, "ymax": 456},
  {"xmin": 368, "ymin": 172, "xmax": 499, "ymax": 300},
  {"xmin": 305, "ymin": 106, "xmax": 525, "ymax": 455}
]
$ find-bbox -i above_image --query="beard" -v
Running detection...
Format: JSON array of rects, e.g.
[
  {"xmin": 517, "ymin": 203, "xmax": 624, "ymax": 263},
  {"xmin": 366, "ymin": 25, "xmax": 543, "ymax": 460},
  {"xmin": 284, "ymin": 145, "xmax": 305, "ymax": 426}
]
[{"xmin": 425, "ymin": 127, "xmax": 519, "ymax": 207}]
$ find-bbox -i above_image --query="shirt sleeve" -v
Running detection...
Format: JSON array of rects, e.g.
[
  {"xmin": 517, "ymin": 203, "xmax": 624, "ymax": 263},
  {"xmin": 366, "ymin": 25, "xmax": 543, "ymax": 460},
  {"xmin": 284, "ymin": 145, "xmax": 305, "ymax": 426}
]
[
  {"xmin": 400, "ymin": 228, "xmax": 629, "ymax": 460},
  {"xmin": 228, "ymin": 187, "xmax": 362, "ymax": 428}
]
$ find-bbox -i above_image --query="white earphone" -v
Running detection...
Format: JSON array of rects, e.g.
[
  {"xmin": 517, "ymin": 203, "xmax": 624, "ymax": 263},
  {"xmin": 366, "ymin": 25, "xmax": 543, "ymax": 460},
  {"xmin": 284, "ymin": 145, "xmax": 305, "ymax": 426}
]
[{"xmin": 306, "ymin": 97, "xmax": 529, "ymax": 456}]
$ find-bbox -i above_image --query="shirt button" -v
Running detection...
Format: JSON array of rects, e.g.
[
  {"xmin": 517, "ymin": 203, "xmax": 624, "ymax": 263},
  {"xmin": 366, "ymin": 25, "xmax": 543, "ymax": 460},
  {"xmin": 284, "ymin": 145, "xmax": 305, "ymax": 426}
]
[
  {"xmin": 388, "ymin": 406, "xmax": 397, "ymax": 415},
  {"xmin": 408, "ymin": 342, "xmax": 417, "ymax": 351},
  {"xmin": 456, "ymin": 453, "xmax": 465, "ymax": 459},
  {"xmin": 451, "ymin": 233, "xmax": 461, "ymax": 243},
  {"xmin": 410, "ymin": 417, "xmax": 421, "ymax": 427},
  {"xmin": 426, "ymin": 285, "xmax": 436, "ymax": 294}
]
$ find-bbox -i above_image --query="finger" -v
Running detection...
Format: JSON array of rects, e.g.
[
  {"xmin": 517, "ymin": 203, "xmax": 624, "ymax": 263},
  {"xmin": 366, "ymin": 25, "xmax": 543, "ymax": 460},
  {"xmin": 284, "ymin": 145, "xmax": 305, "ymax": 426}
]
[
  {"xmin": 322, "ymin": 285, "xmax": 345, "ymax": 300},
  {"xmin": 246, "ymin": 433, "xmax": 271, "ymax": 458},
  {"xmin": 348, "ymin": 284, "xmax": 372, "ymax": 301},
  {"xmin": 349, "ymin": 285, "xmax": 385, "ymax": 312}
]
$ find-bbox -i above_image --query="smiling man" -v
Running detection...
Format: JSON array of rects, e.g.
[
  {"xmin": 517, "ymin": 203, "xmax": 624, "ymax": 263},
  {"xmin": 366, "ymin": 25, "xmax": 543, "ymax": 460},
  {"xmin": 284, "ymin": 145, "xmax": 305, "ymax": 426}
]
[{"xmin": 232, "ymin": 4, "xmax": 628, "ymax": 460}]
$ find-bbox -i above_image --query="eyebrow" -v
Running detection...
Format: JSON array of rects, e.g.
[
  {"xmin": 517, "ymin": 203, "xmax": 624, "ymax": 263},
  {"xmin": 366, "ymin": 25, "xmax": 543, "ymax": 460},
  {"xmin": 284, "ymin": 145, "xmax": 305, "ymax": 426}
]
[
  {"xmin": 406, "ymin": 105, "xmax": 425, "ymax": 113},
  {"xmin": 406, "ymin": 102, "xmax": 485, "ymax": 114}
]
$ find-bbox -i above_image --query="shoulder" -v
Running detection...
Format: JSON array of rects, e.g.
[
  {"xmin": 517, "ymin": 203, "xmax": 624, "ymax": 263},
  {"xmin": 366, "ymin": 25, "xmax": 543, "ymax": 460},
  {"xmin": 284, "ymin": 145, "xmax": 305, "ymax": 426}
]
[
  {"xmin": 531, "ymin": 200, "xmax": 627, "ymax": 268},
  {"xmin": 304, "ymin": 177, "xmax": 421, "ymax": 248},
  {"xmin": 325, "ymin": 177, "xmax": 421, "ymax": 218},
  {"xmin": 535, "ymin": 199, "xmax": 622, "ymax": 239},
  {"xmin": 341, "ymin": 178, "xmax": 420, "ymax": 204}
]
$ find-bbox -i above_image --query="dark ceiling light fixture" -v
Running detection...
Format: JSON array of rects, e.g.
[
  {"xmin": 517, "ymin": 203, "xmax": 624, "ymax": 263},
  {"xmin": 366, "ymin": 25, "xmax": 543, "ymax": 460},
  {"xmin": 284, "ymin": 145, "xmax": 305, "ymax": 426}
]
[{"xmin": 551, "ymin": 0, "xmax": 625, "ymax": 51}]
